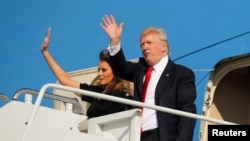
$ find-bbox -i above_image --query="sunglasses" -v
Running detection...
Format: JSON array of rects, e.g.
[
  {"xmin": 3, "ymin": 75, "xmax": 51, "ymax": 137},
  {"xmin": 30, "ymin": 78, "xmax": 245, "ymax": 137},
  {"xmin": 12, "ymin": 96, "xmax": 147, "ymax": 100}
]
[{"xmin": 99, "ymin": 49, "xmax": 110, "ymax": 58}]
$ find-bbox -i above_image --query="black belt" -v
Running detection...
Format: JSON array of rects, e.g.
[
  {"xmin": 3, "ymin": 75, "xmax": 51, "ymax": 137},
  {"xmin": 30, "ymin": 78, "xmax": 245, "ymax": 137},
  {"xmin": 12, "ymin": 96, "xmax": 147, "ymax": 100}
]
[{"xmin": 141, "ymin": 128, "xmax": 159, "ymax": 137}]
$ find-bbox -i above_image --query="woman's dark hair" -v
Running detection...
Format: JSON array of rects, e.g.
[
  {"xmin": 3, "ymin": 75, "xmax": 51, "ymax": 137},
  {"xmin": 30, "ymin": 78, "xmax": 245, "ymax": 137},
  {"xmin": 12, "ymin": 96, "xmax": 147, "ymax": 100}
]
[
  {"xmin": 97, "ymin": 49, "xmax": 133, "ymax": 96},
  {"xmin": 99, "ymin": 49, "xmax": 111, "ymax": 66},
  {"xmin": 99, "ymin": 49, "xmax": 110, "ymax": 58}
]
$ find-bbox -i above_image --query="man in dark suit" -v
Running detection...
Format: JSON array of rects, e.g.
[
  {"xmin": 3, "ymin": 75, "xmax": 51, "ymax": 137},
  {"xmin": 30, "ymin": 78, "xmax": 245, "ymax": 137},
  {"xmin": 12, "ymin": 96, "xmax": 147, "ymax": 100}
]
[{"xmin": 100, "ymin": 14, "xmax": 197, "ymax": 141}]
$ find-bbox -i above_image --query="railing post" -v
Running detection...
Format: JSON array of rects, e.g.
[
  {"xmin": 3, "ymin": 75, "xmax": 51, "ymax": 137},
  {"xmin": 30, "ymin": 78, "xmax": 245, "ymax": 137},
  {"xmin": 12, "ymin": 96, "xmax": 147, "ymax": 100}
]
[
  {"xmin": 66, "ymin": 103, "xmax": 73, "ymax": 113},
  {"xmin": 25, "ymin": 94, "xmax": 32, "ymax": 104}
]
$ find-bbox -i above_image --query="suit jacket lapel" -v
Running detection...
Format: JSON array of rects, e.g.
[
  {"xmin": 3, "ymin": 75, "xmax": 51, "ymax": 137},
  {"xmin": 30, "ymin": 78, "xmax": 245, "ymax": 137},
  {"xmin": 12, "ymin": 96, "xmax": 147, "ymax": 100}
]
[
  {"xmin": 137, "ymin": 58, "xmax": 150, "ymax": 100},
  {"xmin": 155, "ymin": 60, "xmax": 174, "ymax": 102}
]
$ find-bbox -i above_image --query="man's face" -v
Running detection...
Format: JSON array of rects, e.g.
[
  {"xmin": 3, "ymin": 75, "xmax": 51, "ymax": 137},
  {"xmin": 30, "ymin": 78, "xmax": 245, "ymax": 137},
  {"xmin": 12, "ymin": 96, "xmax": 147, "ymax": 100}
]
[{"xmin": 140, "ymin": 33, "xmax": 167, "ymax": 66}]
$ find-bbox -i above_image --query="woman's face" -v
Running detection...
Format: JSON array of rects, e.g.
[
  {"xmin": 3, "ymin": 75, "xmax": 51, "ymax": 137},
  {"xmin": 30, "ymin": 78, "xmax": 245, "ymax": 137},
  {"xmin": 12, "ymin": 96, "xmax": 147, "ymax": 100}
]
[{"xmin": 97, "ymin": 60, "xmax": 114, "ymax": 85}]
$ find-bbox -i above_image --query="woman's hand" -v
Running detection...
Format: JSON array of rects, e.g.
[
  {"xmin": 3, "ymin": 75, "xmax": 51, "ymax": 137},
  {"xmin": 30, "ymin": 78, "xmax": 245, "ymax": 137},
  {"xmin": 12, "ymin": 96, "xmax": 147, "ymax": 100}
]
[{"xmin": 41, "ymin": 27, "xmax": 51, "ymax": 52}]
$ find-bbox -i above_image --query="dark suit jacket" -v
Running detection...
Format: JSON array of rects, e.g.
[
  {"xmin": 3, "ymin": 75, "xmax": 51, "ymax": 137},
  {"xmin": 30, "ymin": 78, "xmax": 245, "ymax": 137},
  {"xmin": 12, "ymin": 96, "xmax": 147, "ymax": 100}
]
[{"xmin": 110, "ymin": 48, "xmax": 197, "ymax": 141}]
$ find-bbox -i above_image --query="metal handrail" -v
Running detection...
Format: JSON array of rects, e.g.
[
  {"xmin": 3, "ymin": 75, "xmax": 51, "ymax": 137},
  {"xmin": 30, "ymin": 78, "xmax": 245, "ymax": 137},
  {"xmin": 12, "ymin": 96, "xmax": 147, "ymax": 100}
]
[
  {"xmin": 12, "ymin": 88, "xmax": 84, "ymax": 114},
  {"xmin": 21, "ymin": 83, "xmax": 237, "ymax": 141},
  {"xmin": 0, "ymin": 93, "xmax": 9, "ymax": 102}
]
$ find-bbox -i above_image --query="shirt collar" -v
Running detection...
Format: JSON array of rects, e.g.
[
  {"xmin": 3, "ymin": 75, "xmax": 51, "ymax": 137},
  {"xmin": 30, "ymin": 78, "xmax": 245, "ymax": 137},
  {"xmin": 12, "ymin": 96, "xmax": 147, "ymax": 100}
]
[{"xmin": 153, "ymin": 55, "xmax": 168, "ymax": 73}]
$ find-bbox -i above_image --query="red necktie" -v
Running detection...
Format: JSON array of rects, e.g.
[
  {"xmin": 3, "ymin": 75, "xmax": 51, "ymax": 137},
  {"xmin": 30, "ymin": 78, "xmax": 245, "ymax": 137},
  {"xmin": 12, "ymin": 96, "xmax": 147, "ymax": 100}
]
[
  {"xmin": 142, "ymin": 66, "xmax": 154, "ymax": 102},
  {"xmin": 141, "ymin": 66, "xmax": 154, "ymax": 132}
]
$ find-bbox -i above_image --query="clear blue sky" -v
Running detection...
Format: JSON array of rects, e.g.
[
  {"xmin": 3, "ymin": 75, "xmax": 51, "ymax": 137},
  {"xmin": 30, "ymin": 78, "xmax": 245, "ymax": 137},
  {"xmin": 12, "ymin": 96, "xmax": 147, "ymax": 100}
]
[
  {"xmin": 0, "ymin": 0, "xmax": 250, "ymax": 104},
  {"xmin": 1, "ymin": 0, "xmax": 250, "ymax": 107},
  {"xmin": 1, "ymin": 1, "xmax": 250, "ymax": 140}
]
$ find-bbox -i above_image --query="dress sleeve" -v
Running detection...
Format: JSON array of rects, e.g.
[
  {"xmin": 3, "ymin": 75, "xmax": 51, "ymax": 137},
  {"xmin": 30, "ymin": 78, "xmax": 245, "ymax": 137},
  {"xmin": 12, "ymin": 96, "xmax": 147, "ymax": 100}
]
[{"xmin": 79, "ymin": 83, "xmax": 94, "ymax": 103}]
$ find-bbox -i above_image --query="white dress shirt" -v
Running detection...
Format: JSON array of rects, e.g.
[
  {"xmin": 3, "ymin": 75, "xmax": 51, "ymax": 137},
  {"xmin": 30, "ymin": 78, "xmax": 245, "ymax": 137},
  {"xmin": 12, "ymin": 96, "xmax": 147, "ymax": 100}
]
[
  {"xmin": 141, "ymin": 56, "xmax": 168, "ymax": 131},
  {"xmin": 107, "ymin": 43, "xmax": 169, "ymax": 131}
]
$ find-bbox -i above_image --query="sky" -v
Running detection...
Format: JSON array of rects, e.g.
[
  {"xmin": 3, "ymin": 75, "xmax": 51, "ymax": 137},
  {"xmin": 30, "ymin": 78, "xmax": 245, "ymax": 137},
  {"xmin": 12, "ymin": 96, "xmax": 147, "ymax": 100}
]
[
  {"xmin": 1, "ymin": 1, "xmax": 250, "ymax": 140},
  {"xmin": 1, "ymin": 0, "xmax": 250, "ymax": 113}
]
